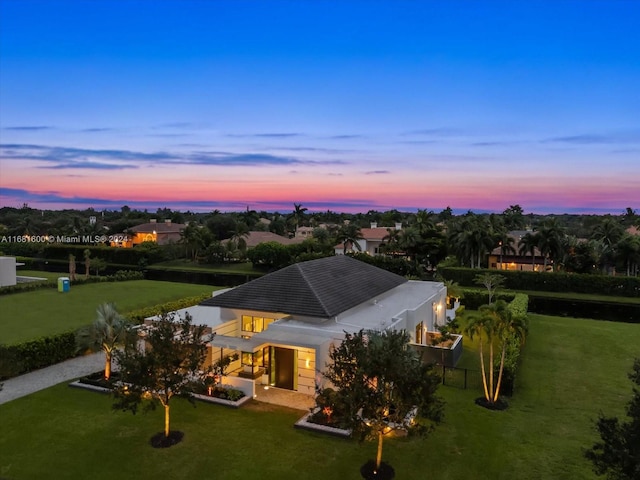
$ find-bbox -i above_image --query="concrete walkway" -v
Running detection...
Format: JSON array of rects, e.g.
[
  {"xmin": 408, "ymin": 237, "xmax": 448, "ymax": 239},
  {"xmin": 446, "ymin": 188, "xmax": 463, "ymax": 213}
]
[{"xmin": 0, "ymin": 352, "xmax": 104, "ymax": 405}]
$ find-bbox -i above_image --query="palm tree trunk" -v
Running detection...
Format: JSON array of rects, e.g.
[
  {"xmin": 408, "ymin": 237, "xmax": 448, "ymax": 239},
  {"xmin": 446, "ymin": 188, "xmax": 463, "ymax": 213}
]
[
  {"xmin": 478, "ymin": 340, "xmax": 490, "ymax": 401},
  {"xmin": 376, "ymin": 430, "xmax": 384, "ymax": 470},
  {"xmin": 104, "ymin": 351, "xmax": 111, "ymax": 380},
  {"xmin": 164, "ymin": 404, "xmax": 170, "ymax": 438},
  {"xmin": 493, "ymin": 345, "xmax": 507, "ymax": 403},
  {"xmin": 488, "ymin": 341, "xmax": 495, "ymax": 403}
]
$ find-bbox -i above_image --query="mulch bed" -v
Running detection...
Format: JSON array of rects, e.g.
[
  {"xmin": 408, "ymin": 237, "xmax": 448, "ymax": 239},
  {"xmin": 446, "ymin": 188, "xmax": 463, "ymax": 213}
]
[
  {"xmin": 474, "ymin": 396, "xmax": 509, "ymax": 411},
  {"xmin": 360, "ymin": 460, "xmax": 395, "ymax": 479},
  {"xmin": 150, "ymin": 431, "xmax": 184, "ymax": 448}
]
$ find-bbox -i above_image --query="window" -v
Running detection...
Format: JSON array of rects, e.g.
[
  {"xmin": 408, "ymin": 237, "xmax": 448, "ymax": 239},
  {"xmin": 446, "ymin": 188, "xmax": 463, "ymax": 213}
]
[{"xmin": 241, "ymin": 315, "xmax": 275, "ymax": 333}]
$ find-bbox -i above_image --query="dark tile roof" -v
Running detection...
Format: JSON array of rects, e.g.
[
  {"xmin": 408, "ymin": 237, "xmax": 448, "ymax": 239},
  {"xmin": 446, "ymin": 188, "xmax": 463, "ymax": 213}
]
[{"xmin": 200, "ymin": 255, "xmax": 407, "ymax": 318}]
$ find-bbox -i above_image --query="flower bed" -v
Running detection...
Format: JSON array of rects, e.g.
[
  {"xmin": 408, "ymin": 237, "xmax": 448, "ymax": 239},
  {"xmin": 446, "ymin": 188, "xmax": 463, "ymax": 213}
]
[{"xmin": 294, "ymin": 411, "xmax": 352, "ymax": 437}]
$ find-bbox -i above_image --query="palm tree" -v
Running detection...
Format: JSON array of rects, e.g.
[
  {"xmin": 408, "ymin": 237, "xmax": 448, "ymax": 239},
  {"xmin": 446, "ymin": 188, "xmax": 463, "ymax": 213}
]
[
  {"xmin": 381, "ymin": 228, "xmax": 402, "ymax": 257},
  {"xmin": 230, "ymin": 222, "xmax": 251, "ymax": 253},
  {"xmin": 591, "ymin": 217, "xmax": 624, "ymax": 274},
  {"xmin": 336, "ymin": 223, "xmax": 363, "ymax": 253},
  {"xmin": 535, "ymin": 218, "xmax": 566, "ymax": 270},
  {"xmin": 492, "ymin": 303, "xmax": 527, "ymax": 403},
  {"xmin": 76, "ymin": 303, "xmax": 130, "ymax": 380},
  {"xmin": 289, "ymin": 203, "xmax": 308, "ymax": 234},
  {"xmin": 518, "ymin": 232, "xmax": 539, "ymax": 271},
  {"xmin": 616, "ymin": 233, "xmax": 640, "ymax": 276},
  {"xmin": 464, "ymin": 312, "xmax": 494, "ymax": 402}
]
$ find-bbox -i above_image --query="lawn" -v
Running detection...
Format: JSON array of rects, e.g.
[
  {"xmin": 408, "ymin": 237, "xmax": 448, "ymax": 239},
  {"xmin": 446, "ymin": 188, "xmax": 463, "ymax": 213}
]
[
  {"xmin": 0, "ymin": 280, "xmax": 215, "ymax": 344},
  {"xmin": 0, "ymin": 314, "xmax": 637, "ymax": 479}
]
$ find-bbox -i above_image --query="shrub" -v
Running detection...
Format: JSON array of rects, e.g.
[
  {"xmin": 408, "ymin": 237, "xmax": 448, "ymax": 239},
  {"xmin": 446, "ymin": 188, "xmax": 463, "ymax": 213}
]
[{"xmin": 0, "ymin": 332, "xmax": 78, "ymax": 379}]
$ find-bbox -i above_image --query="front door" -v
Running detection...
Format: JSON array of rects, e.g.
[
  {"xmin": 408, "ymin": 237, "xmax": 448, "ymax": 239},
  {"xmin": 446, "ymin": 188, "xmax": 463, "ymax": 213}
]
[{"xmin": 274, "ymin": 347, "xmax": 295, "ymax": 390}]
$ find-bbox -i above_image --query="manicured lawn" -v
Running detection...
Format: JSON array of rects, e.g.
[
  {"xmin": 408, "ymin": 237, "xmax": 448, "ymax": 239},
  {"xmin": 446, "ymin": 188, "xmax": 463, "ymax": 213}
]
[
  {"xmin": 0, "ymin": 280, "xmax": 215, "ymax": 344},
  {"xmin": 0, "ymin": 314, "xmax": 637, "ymax": 479},
  {"xmin": 150, "ymin": 260, "xmax": 261, "ymax": 275}
]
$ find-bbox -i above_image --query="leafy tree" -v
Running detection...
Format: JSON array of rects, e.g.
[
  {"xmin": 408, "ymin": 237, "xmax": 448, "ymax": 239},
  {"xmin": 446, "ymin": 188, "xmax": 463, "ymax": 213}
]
[
  {"xmin": 113, "ymin": 312, "xmax": 212, "ymax": 445},
  {"xmin": 616, "ymin": 234, "xmax": 640, "ymax": 277},
  {"xmin": 585, "ymin": 358, "xmax": 640, "ymax": 480},
  {"xmin": 76, "ymin": 303, "xmax": 131, "ymax": 380},
  {"xmin": 247, "ymin": 241, "xmax": 291, "ymax": 270},
  {"xmin": 91, "ymin": 257, "xmax": 108, "ymax": 276},
  {"xmin": 474, "ymin": 272, "xmax": 505, "ymax": 304},
  {"xmin": 323, "ymin": 329, "xmax": 443, "ymax": 477}
]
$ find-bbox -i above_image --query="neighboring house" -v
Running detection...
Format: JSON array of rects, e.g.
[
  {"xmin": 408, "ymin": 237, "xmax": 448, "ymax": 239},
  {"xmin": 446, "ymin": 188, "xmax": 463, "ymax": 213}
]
[
  {"xmin": 334, "ymin": 222, "xmax": 403, "ymax": 256},
  {"xmin": 223, "ymin": 231, "xmax": 304, "ymax": 249},
  {"xmin": 111, "ymin": 219, "xmax": 186, "ymax": 248},
  {"xmin": 487, "ymin": 230, "xmax": 545, "ymax": 272},
  {"xmin": 145, "ymin": 255, "xmax": 448, "ymax": 397}
]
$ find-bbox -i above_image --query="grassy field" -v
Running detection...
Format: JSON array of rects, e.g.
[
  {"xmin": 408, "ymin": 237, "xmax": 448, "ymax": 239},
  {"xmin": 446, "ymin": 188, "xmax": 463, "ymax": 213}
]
[
  {"xmin": 0, "ymin": 314, "xmax": 637, "ymax": 479},
  {"xmin": 1, "ymin": 280, "xmax": 215, "ymax": 344}
]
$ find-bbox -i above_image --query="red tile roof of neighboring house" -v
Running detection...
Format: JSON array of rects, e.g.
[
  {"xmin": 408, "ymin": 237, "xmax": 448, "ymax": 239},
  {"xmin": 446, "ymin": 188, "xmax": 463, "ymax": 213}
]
[
  {"xmin": 223, "ymin": 231, "xmax": 304, "ymax": 248},
  {"xmin": 361, "ymin": 227, "xmax": 394, "ymax": 241}
]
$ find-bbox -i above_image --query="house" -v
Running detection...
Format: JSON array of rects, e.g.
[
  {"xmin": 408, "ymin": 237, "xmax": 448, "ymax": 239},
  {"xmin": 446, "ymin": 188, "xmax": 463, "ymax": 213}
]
[
  {"xmin": 334, "ymin": 222, "xmax": 403, "ymax": 256},
  {"xmin": 223, "ymin": 231, "xmax": 304, "ymax": 249},
  {"xmin": 487, "ymin": 230, "xmax": 546, "ymax": 272},
  {"xmin": 146, "ymin": 255, "xmax": 449, "ymax": 398},
  {"xmin": 111, "ymin": 219, "xmax": 186, "ymax": 247}
]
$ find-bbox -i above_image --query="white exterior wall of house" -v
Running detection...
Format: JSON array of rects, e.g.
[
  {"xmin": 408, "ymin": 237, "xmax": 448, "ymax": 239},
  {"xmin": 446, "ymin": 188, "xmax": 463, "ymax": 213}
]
[
  {"xmin": 0, "ymin": 256, "xmax": 17, "ymax": 287},
  {"xmin": 147, "ymin": 279, "xmax": 448, "ymax": 396}
]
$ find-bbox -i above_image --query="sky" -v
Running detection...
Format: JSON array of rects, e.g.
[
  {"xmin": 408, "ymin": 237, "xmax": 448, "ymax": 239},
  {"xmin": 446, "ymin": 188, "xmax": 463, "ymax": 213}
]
[{"xmin": 1, "ymin": 0, "xmax": 639, "ymax": 215}]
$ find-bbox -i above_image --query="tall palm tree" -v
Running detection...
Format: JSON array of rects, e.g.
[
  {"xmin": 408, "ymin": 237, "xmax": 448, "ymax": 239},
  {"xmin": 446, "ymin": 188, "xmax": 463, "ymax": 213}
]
[
  {"xmin": 616, "ymin": 233, "xmax": 640, "ymax": 276},
  {"xmin": 518, "ymin": 232, "xmax": 539, "ymax": 270},
  {"xmin": 336, "ymin": 223, "xmax": 363, "ymax": 253},
  {"xmin": 289, "ymin": 203, "xmax": 308, "ymax": 233},
  {"xmin": 381, "ymin": 228, "xmax": 402, "ymax": 257},
  {"xmin": 492, "ymin": 303, "xmax": 527, "ymax": 403},
  {"xmin": 464, "ymin": 312, "xmax": 494, "ymax": 402},
  {"xmin": 76, "ymin": 303, "xmax": 130, "ymax": 380},
  {"xmin": 230, "ymin": 222, "xmax": 251, "ymax": 253},
  {"xmin": 591, "ymin": 217, "xmax": 624, "ymax": 274},
  {"xmin": 535, "ymin": 218, "xmax": 566, "ymax": 270}
]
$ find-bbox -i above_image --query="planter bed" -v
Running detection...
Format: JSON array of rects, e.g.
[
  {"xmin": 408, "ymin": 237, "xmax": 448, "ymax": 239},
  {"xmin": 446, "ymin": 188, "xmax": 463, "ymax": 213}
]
[
  {"xmin": 192, "ymin": 392, "xmax": 251, "ymax": 408},
  {"xmin": 69, "ymin": 380, "xmax": 112, "ymax": 394},
  {"xmin": 294, "ymin": 412, "xmax": 352, "ymax": 438}
]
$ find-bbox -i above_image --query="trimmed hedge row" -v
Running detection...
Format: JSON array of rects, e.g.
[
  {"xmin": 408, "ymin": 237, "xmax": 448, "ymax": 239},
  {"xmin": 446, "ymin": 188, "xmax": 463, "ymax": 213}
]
[
  {"xmin": 125, "ymin": 293, "xmax": 212, "ymax": 323},
  {"xmin": 0, "ymin": 332, "xmax": 78, "ymax": 380},
  {"xmin": 2, "ymin": 243, "xmax": 166, "ymax": 266},
  {"xmin": 441, "ymin": 267, "xmax": 640, "ymax": 297},
  {"xmin": 0, "ymin": 270, "xmax": 144, "ymax": 296}
]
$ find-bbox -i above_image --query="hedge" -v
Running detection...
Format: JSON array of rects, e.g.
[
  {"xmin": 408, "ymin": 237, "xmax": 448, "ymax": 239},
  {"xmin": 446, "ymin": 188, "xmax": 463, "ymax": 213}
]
[
  {"xmin": 440, "ymin": 267, "xmax": 640, "ymax": 297},
  {"xmin": 125, "ymin": 293, "xmax": 211, "ymax": 323},
  {"xmin": 0, "ymin": 332, "xmax": 78, "ymax": 380},
  {"xmin": 1, "ymin": 243, "xmax": 166, "ymax": 266}
]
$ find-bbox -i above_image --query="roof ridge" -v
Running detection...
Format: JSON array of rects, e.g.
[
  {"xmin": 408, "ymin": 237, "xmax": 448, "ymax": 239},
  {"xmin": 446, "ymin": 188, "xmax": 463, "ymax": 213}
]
[{"xmin": 296, "ymin": 262, "xmax": 332, "ymax": 318}]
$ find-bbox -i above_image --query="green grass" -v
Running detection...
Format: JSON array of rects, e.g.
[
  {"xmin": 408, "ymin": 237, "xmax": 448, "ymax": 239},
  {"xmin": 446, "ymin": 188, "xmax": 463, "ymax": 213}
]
[
  {"xmin": 0, "ymin": 280, "xmax": 214, "ymax": 344},
  {"xmin": 149, "ymin": 260, "xmax": 261, "ymax": 275},
  {"xmin": 0, "ymin": 314, "xmax": 637, "ymax": 479},
  {"xmin": 15, "ymin": 269, "xmax": 62, "ymax": 281}
]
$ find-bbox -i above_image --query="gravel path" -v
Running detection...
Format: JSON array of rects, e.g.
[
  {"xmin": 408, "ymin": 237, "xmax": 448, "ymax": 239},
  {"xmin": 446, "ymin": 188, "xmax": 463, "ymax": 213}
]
[{"xmin": 0, "ymin": 352, "xmax": 104, "ymax": 405}]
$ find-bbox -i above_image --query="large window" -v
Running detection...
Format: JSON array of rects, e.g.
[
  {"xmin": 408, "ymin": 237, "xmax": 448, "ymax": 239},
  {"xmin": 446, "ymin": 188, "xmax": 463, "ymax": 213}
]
[{"xmin": 241, "ymin": 315, "xmax": 275, "ymax": 333}]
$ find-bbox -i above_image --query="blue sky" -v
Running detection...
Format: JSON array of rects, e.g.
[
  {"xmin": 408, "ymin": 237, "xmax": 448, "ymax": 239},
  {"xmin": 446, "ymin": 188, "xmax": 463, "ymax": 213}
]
[{"xmin": 1, "ymin": 0, "xmax": 639, "ymax": 214}]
